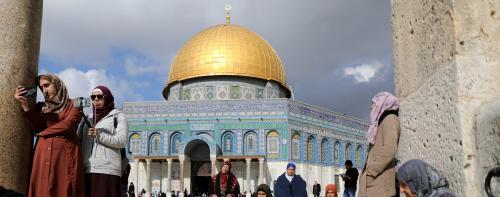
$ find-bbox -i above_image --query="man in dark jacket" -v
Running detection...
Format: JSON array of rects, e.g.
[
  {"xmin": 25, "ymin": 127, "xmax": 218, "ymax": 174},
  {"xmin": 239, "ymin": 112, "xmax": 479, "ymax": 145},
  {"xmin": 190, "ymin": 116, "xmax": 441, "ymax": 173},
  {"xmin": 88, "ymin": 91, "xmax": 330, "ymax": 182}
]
[
  {"xmin": 312, "ymin": 181, "xmax": 321, "ymax": 197},
  {"xmin": 128, "ymin": 182, "xmax": 135, "ymax": 197},
  {"xmin": 208, "ymin": 161, "xmax": 240, "ymax": 197},
  {"xmin": 342, "ymin": 160, "xmax": 359, "ymax": 197},
  {"xmin": 274, "ymin": 163, "xmax": 307, "ymax": 197}
]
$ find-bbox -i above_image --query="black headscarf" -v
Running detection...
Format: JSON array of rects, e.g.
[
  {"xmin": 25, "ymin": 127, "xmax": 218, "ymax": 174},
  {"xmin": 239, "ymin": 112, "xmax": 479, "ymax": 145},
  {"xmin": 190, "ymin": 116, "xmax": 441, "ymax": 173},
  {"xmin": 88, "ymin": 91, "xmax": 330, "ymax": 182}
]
[{"xmin": 255, "ymin": 184, "xmax": 272, "ymax": 197}]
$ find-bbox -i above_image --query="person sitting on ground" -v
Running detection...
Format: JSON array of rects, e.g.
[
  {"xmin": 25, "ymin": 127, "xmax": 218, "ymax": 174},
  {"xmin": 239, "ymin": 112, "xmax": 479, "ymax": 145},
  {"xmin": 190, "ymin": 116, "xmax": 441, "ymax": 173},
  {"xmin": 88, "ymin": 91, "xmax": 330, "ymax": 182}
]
[{"xmin": 397, "ymin": 159, "xmax": 455, "ymax": 197}]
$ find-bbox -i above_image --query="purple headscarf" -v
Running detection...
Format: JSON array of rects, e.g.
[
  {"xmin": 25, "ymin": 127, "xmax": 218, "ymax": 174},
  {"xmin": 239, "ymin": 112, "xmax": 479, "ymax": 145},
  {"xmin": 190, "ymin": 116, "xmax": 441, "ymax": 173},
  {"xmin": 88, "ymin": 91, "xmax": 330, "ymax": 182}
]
[
  {"xmin": 92, "ymin": 86, "xmax": 115, "ymax": 124},
  {"xmin": 366, "ymin": 91, "xmax": 399, "ymax": 144}
]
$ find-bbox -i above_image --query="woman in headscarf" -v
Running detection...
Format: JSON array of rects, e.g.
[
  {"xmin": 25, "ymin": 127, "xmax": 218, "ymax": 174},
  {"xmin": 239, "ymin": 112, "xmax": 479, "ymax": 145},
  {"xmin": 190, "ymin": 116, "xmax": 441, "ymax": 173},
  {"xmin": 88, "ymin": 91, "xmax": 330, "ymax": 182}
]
[
  {"xmin": 77, "ymin": 86, "xmax": 128, "ymax": 197},
  {"xmin": 324, "ymin": 184, "xmax": 338, "ymax": 197},
  {"xmin": 274, "ymin": 162, "xmax": 307, "ymax": 197},
  {"xmin": 208, "ymin": 161, "xmax": 240, "ymax": 197},
  {"xmin": 254, "ymin": 184, "xmax": 272, "ymax": 197},
  {"xmin": 358, "ymin": 91, "xmax": 401, "ymax": 197},
  {"xmin": 397, "ymin": 160, "xmax": 455, "ymax": 197},
  {"xmin": 14, "ymin": 74, "xmax": 85, "ymax": 197}
]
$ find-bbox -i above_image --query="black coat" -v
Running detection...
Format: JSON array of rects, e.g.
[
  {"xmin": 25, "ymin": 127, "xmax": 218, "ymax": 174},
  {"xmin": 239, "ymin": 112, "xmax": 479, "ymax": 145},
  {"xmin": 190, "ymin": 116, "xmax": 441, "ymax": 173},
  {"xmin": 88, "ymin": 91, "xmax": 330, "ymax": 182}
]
[
  {"xmin": 208, "ymin": 172, "xmax": 240, "ymax": 196},
  {"xmin": 313, "ymin": 183, "xmax": 321, "ymax": 195},
  {"xmin": 274, "ymin": 173, "xmax": 307, "ymax": 197}
]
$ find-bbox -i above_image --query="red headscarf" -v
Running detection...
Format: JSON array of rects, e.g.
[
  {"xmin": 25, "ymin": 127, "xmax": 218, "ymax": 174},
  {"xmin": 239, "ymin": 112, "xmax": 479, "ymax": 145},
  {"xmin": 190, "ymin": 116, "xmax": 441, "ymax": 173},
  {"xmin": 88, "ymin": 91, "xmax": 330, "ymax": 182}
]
[
  {"xmin": 324, "ymin": 184, "xmax": 338, "ymax": 197},
  {"xmin": 220, "ymin": 161, "xmax": 232, "ymax": 189},
  {"xmin": 92, "ymin": 86, "xmax": 115, "ymax": 124},
  {"xmin": 223, "ymin": 161, "xmax": 232, "ymax": 171}
]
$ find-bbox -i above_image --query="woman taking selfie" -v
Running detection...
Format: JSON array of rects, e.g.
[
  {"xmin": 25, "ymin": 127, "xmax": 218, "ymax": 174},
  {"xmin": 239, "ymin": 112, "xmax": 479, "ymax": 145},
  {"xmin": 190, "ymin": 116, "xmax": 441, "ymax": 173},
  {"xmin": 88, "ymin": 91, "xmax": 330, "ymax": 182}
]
[
  {"xmin": 77, "ymin": 86, "xmax": 128, "ymax": 197},
  {"xmin": 14, "ymin": 74, "xmax": 85, "ymax": 197}
]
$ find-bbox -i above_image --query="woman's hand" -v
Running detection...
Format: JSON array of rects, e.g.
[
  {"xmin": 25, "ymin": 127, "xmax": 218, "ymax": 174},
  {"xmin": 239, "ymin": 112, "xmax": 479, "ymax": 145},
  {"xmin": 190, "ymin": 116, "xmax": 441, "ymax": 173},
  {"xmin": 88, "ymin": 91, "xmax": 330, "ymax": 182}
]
[
  {"xmin": 14, "ymin": 86, "xmax": 29, "ymax": 112},
  {"xmin": 88, "ymin": 128, "xmax": 98, "ymax": 138}
]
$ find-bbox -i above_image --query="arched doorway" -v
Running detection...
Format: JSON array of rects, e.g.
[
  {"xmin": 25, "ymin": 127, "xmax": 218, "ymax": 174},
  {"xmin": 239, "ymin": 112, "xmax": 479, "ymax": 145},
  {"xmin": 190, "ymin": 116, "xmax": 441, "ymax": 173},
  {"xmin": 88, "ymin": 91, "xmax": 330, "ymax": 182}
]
[{"xmin": 185, "ymin": 139, "xmax": 211, "ymax": 196}]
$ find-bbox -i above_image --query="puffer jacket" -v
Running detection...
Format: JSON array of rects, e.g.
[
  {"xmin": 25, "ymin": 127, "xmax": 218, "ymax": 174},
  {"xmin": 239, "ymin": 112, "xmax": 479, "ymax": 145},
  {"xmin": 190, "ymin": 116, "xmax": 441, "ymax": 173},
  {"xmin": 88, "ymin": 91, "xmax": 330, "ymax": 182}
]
[{"xmin": 77, "ymin": 109, "xmax": 128, "ymax": 176}]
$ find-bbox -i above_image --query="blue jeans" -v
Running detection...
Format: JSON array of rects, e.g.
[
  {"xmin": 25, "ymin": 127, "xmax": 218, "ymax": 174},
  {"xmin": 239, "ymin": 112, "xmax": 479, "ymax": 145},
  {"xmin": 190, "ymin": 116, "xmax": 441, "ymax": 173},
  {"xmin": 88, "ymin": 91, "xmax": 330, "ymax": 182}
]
[{"xmin": 344, "ymin": 187, "xmax": 356, "ymax": 197}]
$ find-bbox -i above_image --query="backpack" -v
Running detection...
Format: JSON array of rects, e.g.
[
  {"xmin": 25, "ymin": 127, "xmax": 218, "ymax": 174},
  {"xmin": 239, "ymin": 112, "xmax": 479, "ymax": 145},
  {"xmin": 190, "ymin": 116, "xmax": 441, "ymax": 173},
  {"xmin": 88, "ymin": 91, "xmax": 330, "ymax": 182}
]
[{"xmin": 112, "ymin": 114, "xmax": 129, "ymax": 177}]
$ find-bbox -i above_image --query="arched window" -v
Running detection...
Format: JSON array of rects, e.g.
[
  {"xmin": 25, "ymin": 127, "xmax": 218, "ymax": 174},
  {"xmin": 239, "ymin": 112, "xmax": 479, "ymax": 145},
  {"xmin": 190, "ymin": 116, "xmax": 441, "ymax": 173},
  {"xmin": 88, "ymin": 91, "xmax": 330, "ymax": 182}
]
[
  {"xmin": 170, "ymin": 133, "xmax": 182, "ymax": 155},
  {"xmin": 321, "ymin": 138, "xmax": 328, "ymax": 163},
  {"xmin": 244, "ymin": 131, "xmax": 257, "ymax": 154},
  {"xmin": 345, "ymin": 143, "xmax": 352, "ymax": 163},
  {"xmin": 266, "ymin": 131, "xmax": 280, "ymax": 159},
  {"xmin": 306, "ymin": 135, "xmax": 314, "ymax": 161},
  {"xmin": 150, "ymin": 133, "xmax": 161, "ymax": 155},
  {"xmin": 355, "ymin": 145, "xmax": 363, "ymax": 167},
  {"xmin": 333, "ymin": 141, "xmax": 340, "ymax": 165},
  {"xmin": 222, "ymin": 132, "xmax": 234, "ymax": 153},
  {"xmin": 291, "ymin": 132, "xmax": 301, "ymax": 160},
  {"xmin": 129, "ymin": 133, "xmax": 141, "ymax": 155}
]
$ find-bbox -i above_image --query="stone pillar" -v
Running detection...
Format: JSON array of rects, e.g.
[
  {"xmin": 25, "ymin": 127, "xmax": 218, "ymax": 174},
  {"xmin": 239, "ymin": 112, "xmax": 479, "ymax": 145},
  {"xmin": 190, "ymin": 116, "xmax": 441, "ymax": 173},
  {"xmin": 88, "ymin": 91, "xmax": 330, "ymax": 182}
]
[
  {"xmin": 392, "ymin": 0, "xmax": 500, "ymax": 196},
  {"xmin": 146, "ymin": 159, "xmax": 152, "ymax": 194},
  {"xmin": 135, "ymin": 159, "xmax": 140, "ymax": 195},
  {"xmin": 0, "ymin": 0, "xmax": 42, "ymax": 194},
  {"xmin": 245, "ymin": 158, "xmax": 252, "ymax": 193},
  {"xmin": 210, "ymin": 155, "xmax": 217, "ymax": 176},
  {"xmin": 161, "ymin": 160, "xmax": 167, "ymax": 194},
  {"xmin": 258, "ymin": 158, "xmax": 265, "ymax": 184},
  {"xmin": 179, "ymin": 155, "xmax": 185, "ymax": 197},
  {"xmin": 166, "ymin": 158, "xmax": 172, "ymax": 196}
]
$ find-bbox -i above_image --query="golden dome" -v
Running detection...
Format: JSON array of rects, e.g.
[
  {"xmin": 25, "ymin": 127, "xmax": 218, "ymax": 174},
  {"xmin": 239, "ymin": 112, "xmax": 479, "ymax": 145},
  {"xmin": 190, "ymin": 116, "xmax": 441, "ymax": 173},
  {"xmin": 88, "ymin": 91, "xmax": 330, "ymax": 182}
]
[{"xmin": 166, "ymin": 24, "xmax": 287, "ymax": 87}]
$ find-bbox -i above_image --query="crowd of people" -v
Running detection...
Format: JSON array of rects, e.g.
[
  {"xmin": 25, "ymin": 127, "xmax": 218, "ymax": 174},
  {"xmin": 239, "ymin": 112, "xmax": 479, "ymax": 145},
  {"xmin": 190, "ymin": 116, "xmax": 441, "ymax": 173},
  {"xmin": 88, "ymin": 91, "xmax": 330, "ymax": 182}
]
[{"xmin": 11, "ymin": 74, "xmax": 455, "ymax": 197}]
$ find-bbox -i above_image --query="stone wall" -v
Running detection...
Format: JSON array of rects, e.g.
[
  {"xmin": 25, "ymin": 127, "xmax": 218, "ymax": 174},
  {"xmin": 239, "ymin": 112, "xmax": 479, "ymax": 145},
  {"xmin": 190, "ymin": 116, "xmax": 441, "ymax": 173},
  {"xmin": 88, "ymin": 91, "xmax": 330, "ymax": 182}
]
[{"xmin": 392, "ymin": 0, "xmax": 500, "ymax": 196}]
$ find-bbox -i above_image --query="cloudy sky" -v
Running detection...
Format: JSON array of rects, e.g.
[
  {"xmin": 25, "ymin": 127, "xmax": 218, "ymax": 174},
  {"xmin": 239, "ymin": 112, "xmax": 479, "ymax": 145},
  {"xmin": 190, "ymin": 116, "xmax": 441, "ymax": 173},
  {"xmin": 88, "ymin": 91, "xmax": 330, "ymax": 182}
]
[{"xmin": 39, "ymin": 0, "xmax": 394, "ymax": 120}]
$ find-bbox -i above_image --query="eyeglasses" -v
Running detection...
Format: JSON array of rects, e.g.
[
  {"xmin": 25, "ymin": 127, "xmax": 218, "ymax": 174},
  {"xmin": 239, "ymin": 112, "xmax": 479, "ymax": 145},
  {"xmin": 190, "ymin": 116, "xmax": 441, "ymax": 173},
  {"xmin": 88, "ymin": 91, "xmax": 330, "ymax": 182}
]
[{"xmin": 90, "ymin": 94, "xmax": 104, "ymax": 100}]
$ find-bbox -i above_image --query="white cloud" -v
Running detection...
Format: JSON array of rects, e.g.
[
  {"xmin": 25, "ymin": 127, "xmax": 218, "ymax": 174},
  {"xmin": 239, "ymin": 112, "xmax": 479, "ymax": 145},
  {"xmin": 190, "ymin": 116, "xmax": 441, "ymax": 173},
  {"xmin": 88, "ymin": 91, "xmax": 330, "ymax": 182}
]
[
  {"xmin": 343, "ymin": 61, "xmax": 384, "ymax": 83},
  {"xmin": 52, "ymin": 68, "xmax": 144, "ymax": 105}
]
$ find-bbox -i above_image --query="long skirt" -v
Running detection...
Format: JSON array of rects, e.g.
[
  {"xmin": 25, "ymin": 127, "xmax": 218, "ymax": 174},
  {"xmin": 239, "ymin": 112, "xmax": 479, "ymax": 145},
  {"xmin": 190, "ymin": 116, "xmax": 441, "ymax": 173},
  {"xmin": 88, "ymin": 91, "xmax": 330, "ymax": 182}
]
[{"xmin": 85, "ymin": 173, "xmax": 121, "ymax": 197}]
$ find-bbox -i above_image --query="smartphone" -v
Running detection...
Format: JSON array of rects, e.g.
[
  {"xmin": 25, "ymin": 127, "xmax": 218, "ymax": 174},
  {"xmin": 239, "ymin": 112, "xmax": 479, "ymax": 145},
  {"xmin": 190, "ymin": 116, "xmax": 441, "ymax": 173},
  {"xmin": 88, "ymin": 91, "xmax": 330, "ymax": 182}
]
[
  {"xmin": 22, "ymin": 87, "xmax": 37, "ymax": 98},
  {"xmin": 73, "ymin": 97, "xmax": 91, "ymax": 108}
]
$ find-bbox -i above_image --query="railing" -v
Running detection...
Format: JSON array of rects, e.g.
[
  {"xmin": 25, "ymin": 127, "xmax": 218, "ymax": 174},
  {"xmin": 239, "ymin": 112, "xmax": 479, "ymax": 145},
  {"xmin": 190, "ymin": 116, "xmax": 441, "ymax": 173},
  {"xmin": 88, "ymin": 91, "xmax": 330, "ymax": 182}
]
[{"xmin": 486, "ymin": 166, "xmax": 500, "ymax": 197}]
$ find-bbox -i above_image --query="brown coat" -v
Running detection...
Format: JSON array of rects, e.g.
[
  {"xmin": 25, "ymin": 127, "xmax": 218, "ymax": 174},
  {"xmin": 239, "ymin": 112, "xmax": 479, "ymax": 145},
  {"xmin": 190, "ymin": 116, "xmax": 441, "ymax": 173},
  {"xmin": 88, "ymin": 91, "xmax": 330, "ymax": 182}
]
[
  {"xmin": 358, "ymin": 114, "xmax": 400, "ymax": 197},
  {"xmin": 24, "ymin": 102, "xmax": 85, "ymax": 197}
]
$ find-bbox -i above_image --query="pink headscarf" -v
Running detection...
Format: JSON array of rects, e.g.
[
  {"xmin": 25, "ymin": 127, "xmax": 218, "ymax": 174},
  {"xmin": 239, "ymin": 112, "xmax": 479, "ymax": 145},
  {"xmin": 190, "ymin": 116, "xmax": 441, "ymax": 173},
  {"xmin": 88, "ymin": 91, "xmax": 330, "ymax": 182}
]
[{"xmin": 366, "ymin": 92, "xmax": 399, "ymax": 144}]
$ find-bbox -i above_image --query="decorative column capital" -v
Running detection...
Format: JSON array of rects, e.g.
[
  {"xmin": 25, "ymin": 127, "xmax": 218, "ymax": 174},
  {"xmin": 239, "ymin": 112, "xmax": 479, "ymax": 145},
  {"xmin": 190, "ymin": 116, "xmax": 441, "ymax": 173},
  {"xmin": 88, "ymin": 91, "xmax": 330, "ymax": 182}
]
[
  {"xmin": 210, "ymin": 154, "xmax": 217, "ymax": 161},
  {"xmin": 179, "ymin": 154, "xmax": 186, "ymax": 162},
  {"xmin": 258, "ymin": 158, "xmax": 265, "ymax": 163},
  {"xmin": 245, "ymin": 158, "xmax": 252, "ymax": 163},
  {"xmin": 167, "ymin": 158, "xmax": 173, "ymax": 163},
  {"xmin": 146, "ymin": 159, "xmax": 152, "ymax": 164}
]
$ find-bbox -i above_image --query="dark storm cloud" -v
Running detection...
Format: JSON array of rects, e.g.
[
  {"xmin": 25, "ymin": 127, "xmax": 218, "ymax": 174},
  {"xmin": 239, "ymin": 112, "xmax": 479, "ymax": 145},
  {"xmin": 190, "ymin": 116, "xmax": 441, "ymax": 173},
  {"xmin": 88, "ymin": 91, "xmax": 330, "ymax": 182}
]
[{"xmin": 227, "ymin": 0, "xmax": 394, "ymax": 120}]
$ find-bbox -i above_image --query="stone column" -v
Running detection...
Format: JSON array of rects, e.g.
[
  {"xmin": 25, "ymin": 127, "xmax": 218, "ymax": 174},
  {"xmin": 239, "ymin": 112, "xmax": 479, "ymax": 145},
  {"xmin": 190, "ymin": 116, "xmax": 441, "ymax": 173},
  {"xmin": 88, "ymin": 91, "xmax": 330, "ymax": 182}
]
[
  {"xmin": 392, "ymin": 0, "xmax": 500, "ymax": 196},
  {"xmin": 135, "ymin": 159, "xmax": 140, "ymax": 195},
  {"xmin": 245, "ymin": 158, "xmax": 251, "ymax": 194},
  {"xmin": 146, "ymin": 159, "xmax": 152, "ymax": 194},
  {"xmin": 179, "ymin": 155, "xmax": 185, "ymax": 197},
  {"xmin": 0, "ymin": 0, "xmax": 42, "ymax": 194},
  {"xmin": 258, "ymin": 158, "xmax": 265, "ymax": 184},
  {"xmin": 166, "ymin": 158, "xmax": 172, "ymax": 196},
  {"xmin": 210, "ymin": 157, "xmax": 217, "ymax": 176},
  {"xmin": 161, "ymin": 161, "xmax": 167, "ymax": 194}
]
